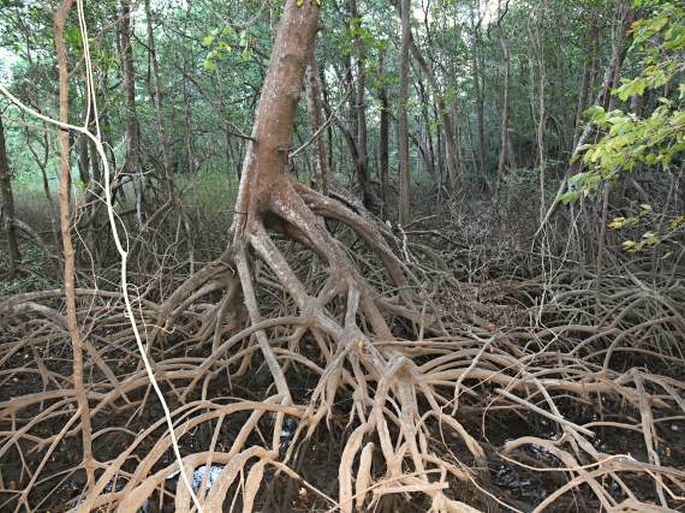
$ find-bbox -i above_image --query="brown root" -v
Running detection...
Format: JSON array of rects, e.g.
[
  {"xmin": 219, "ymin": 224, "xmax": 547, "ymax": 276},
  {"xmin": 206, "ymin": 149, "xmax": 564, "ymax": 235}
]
[{"xmin": 1, "ymin": 179, "xmax": 684, "ymax": 512}]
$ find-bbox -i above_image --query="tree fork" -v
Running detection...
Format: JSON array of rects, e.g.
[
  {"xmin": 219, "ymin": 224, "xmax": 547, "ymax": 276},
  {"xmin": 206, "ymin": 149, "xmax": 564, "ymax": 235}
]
[{"xmin": 139, "ymin": 1, "xmax": 467, "ymax": 509}]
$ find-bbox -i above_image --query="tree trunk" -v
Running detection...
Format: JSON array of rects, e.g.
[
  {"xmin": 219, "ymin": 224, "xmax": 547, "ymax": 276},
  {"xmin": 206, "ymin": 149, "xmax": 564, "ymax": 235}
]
[
  {"xmin": 575, "ymin": 5, "xmax": 634, "ymax": 159},
  {"xmin": 230, "ymin": 1, "xmax": 321, "ymax": 238},
  {"xmin": 134, "ymin": 3, "xmax": 483, "ymax": 511},
  {"xmin": 144, "ymin": 0, "xmax": 172, "ymax": 179},
  {"xmin": 471, "ymin": 6, "xmax": 487, "ymax": 191},
  {"xmin": 417, "ymin": 76, "xmax": 436, "ymax": 180},
  {"xmin": 410, "ymin": 40, "xmax": 463, "ymax": 197},
  {"xmin": 533, "ymin": 11, "xmax": 547, "ymax": 225},
  {"xmin": 0, "ymin": 113, "xmax": 21, "ymax": 277},
  {"xmin": 348, "ymin": 0, "xmax": 370, "ymax": 206},
  {"xmin": 305, "ymin": 51, "xmax": 330, "ymax": 195},
  {"xmin": 119, "ymin": 0, "xmax": 144, "ymax": 229},
  {"xmin": 398, "ymin": 0, "xmax": 411, "ymax": 225},
  {"xmin": 182, "ymin": 6, "xmax": 196, "ymax": 176},
  {"xmin": 496, "ymin": 22, "xmax": 514, "ymax": 199},
  {"xmin": 573, "ymin": 21, "xmax": 598, "ymax": 147},
  {"xmin": 54, "ymin": 0, "xmax": 95, "ymax": 492},
  {"xmin": 535, "ymin": 5, "xmax": 634, "ymax": 240},
  {"xmin": 378, "ymin": 51, "xmax": 390, "ymax": 219},
  {"xmin": 144, "ymin": 0, "xmax": 195, "ymax": 271}
]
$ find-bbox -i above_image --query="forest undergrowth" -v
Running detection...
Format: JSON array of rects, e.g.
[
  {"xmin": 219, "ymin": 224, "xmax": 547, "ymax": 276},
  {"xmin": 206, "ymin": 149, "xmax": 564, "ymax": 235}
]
[
  {"xmin": 1, "ymin": 193, "xmax": 684, "ymax": 513},
  {"xmin": 1, "ymin": 0, "xmax": 684, "ymax": 510}
]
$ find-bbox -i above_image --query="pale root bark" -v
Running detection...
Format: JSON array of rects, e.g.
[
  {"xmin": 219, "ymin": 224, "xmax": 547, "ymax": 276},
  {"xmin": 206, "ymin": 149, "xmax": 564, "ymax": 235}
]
[
  {"xmin": 54, "ymin": 0, "xmax": 94, "ymax": 492},
  {"xmin": 142, "ymin": 1, "xmax": 482, "ymax": 510}
]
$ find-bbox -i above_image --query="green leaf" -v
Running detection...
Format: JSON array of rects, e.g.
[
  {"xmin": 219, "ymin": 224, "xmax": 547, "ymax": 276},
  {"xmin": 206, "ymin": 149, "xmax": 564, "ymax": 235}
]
[
  {"xmin": 639, "ymin": 204, "xmax": 652, "ymax": 215},
  {"xmin": 559, "ymin": 191, "xmax": 580, "ymax": 204},
  {"xmin": 668, "ymin": 216, "xmax": 685, "ymax": 231},
  {"xmin": 568, "ymin": 172, "xmax": 587, "ymax": 187},
  {"xmin": 641, "ymin": 231, "xmax": 660, "ymax": 246},
  {"xmin": 608, "ymin": 216, "xmax": 639, "ymax": 229},
  {"xmin": 622, "ymin": 240, "xmax": 640, "ymax": 253},
  {"xmin": 584, "ymin": 105, "xmax": 606, "ymax": 122},
  {"xmin": 615, "ymin": 78, "xmax": 648, "ymax": 101}
]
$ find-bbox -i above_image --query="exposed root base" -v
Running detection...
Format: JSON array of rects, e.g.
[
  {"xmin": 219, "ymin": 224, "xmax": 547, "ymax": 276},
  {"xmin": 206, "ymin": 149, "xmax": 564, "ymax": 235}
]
[{"xmin": 1, "ymin": 181, "xmax": 684, "ymax": 512}]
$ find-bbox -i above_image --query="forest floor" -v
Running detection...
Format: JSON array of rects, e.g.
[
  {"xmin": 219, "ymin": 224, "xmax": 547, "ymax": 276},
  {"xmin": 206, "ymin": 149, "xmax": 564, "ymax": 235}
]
[{"xmin": 1, "ymin": 191, "xmax": 684, "ymax": 513}]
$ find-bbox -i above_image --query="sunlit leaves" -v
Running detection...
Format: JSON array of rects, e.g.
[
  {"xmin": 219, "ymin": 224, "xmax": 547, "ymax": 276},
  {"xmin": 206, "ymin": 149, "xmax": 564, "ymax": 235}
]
[
  {"xmin": 621, "ymin": 231, "xmax": 661, "ymax": 253},
  {"xmin": 558, "ymin": 190, "xmax": 580, "ymax": 204},
  {"xmin": 563, "ymin": 2, "xmax": 683, "ymax": 260},
  {"xmin": 578, "ymin": 0, "xmax": 684, "ymax": 190},
  {"xmin": 608, "ymin": 216, "xmax": 640, "ymax": 230},
  {"xmin": 607, "ymin": 205, "xmax": 685, "ymax": 254},
  {"xmin": 615, "ymin": 77, "xmax": 648, "ymax": 101},
  {"xmin": 200, "ymin": 25, "xmax": 258, "ymax": 74}
]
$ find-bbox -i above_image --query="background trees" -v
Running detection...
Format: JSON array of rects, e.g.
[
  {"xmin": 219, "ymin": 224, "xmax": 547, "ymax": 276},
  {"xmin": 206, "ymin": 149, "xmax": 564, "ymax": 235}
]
[
  {"xmin": 2, "ymin": 0, "xmax": 678, "ymax": 242},
  {"xmin": 0, "ymin": 0, "xmax": 683, "ymax": 511}
]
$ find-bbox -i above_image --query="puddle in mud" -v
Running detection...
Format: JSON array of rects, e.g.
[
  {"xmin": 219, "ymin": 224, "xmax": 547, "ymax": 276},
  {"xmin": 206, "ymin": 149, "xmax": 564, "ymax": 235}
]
[
  {"xmin": 491, "ymin": 437, "xmax": 566, "ymax": 511},
  {"xmin": 480, "ymin": 402, "xmax": 685, "ymax": 512}
]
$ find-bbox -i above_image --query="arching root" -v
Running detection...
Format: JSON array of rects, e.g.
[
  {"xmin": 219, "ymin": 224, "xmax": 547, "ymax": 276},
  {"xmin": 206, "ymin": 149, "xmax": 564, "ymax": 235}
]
[{"xmin": 1, "ymin": 178, "xmax": 684, "ymax": 512}]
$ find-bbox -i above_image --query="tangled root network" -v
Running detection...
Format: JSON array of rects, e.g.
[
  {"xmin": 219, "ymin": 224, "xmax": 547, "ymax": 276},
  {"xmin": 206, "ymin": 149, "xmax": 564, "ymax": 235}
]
[{"xmin": 1, "ymin": 188, "xmax": 684, "ymax": 512}]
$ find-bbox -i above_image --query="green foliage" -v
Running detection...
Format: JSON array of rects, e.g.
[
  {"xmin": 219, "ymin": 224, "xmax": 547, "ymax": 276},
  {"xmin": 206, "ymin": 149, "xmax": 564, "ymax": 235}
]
[
  {"xmin": 0, "ymin": 0, "xmax": 676, "ymax": 238},
  {"xmin": 608, "ymin": 203, "xmax": 684, "ymax": 255},
  {"xmin": 553, "ymin": 1, "xmax": 685, "ymax": 255},
  {"xmin": 558, "ymin": 190, "xmax": 580, "ymax": 204},
  {"xmin": 581, "ymin": 101, "xmax": 685, "ymax": 176},
  {"xmin": 201, "ymin": 25, "xmax": 259, "ymax": 73},
  {"xmin": 569, "ymin": 1, "xmax": 684, "ymax": 199}
]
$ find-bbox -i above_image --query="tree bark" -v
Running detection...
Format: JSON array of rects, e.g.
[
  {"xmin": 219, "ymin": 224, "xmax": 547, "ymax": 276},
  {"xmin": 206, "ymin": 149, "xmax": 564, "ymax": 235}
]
[
  {"xmin": 144, "ymin": 0, "xmax": 195, "ymax": 271},
  {"xmin": 182, "ymin": 5, "xmax": 196, "ymax": 176},
  {"xmin": 119, "ymin": 0, "xmax": 144, "ymax": 229},
  {"xmin": 471, "ymin": 5, "xmax": 487, "ymax": 191},
  {"xmin": 0, "ymin": 112, "xmax": 21, "ymax": 277},
  {"xmin": 305, "ymin": 51, "xmax": 330, "ymax": 195},
  {"xmin": 398, "ymin": 0, "xmax": 411, "ymax": 225},
  {"xmin": 417, "ymin": 76, "xmax": 436, "ymax": 180},
  {"xmin": 144, "ymin": 0, "xmax": 172, "ymax": 180},
  {"xmin": 532, "ymin": 9, "xmax": 547, "ymax": 225},
  {"xmin": 496, "ymin": 21, "xmax": 514, "ymax": 198},
  {"xmin": 133, "ymin": 4, "xmax": 486, "ymax": 508},
  {"xmin": 378, "ymin": 51, "xmax": 390, "ymax": 219},
  {"xmin": 54, "ymin": 0, "xmax": 95, "ymax": 492},
  {"xmin": 529, "ymin": 2, "xmax": 547, "ymax": 224},
  {"xmin": 410, "ymin": 39, "xmax": 463, "ymax": 197},
  {"xmin": 231, "ymin": 1, "xmax": 320, "ymax": 238},
  {"xmin": 348, "ymin": 0, "xmax": 370, "ymax": 206},
  {"xmin": 575, "ymin": 5, "xmax": 634, "ymax": 160},
  {"xmin": 573, "ymin": 20, "xmax": 598, "ymax": 147},
  {"xmin": 387, "ymin": 0, "xmax": 461, "ymax": 196},
  {"xmin": 535, "ymin": 5, "xmax": 635, "ymax": 240}
]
